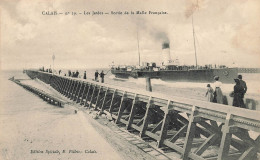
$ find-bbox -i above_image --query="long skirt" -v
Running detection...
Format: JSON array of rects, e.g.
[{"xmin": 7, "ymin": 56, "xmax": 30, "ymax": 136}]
[
  {"xmin": 233, "ymin": 93, "xmax": 245, "ymax": 108},
  {"xmin": 213, "ymin": 88, "xmax": 223, "ymax": 104}
]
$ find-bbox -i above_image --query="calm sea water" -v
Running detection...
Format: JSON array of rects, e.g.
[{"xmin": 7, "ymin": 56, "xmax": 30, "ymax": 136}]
[{"xmin": 1, "ymin": 69, "xmax": 260, "ymax": 106}]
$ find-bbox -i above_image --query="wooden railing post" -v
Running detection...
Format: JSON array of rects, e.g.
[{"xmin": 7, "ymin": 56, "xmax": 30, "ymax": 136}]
[{"xmin": 140, "ymin": 96, "xmax": 152, "ymax": 138}]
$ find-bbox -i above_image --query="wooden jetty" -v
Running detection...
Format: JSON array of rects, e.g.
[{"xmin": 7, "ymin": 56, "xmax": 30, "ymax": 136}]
[
  {"xmin": 10, "ymin": 78, "xmax": 66, "ymax": 107},
  {"xmin": 25, "ymin": 70, "xmax": 260, "ymax": 160}
]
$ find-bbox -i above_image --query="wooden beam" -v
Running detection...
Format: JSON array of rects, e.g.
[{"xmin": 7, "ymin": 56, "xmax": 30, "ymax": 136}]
[
  {"xmin": 100, "ymin": 87, "xmax": 109, "ymax": 112},
  {"xmin": 182, "ymin": 106, "xmax": 199, "ymax": 160},
  {"xmin": 140, "ymin": 96, "xmax": 152, "ymax": 138},
  {"xmin": 218, "ymin": 113, "xmax": 232, "ymax": 160},
  {"xmin": 108, "ymin": 89, "xmax": 117, "ymax": 113},
  {"xmin": 126, "ymin": 94, "xmax": 137, "ymax": 130},
  {"xmin": 157, "ymin": 100, "xmax": 171, "ymax": 148},
  {"xmin": 83, "ymin": 83, "xmax": 92, "ymax": 106},
  {"xmin": 115, "ymin": 91, "xmax": 126, "ymax": 124},
  {"xmin": 94, "ymin": 86, "xmax": 102, "ymax": 110}
]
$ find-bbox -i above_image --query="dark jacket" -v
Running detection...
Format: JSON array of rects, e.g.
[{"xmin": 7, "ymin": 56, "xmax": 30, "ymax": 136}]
[{"xmin": 232, "ymin": 83, "xmax": 245, "ymax": 108}]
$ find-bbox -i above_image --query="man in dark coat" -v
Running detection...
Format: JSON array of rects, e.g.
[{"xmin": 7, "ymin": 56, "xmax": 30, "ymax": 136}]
[
  {"xmin": 238, "ymin": 75, "xmax": 247, "ymax": 108},
  {"xmin": 83, "ymin": 71, "xmax": 87, "ymax": 79},
  {"xmin": 100, "ymin": 70, "xmax": 106, "ymax": 83},
  {"xmin": 232, "ymin": 79, "xmax": 245, "ymax": 108},
  {"xmin": 95, "ymin": 70, "xmax": 99, "ymax": 81},
  {"xmin": 75, "ymin": 70, "xmax": 79, "ymax": 78}
]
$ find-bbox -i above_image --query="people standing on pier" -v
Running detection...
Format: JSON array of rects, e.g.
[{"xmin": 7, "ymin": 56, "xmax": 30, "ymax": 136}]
[
  {"xmin": 95, "ymin": 70, "xmax": 99, "ymax": 81},
  {"xmin": 59, "ymin": 70, "xmax": 61, "ymax": 75},
  {"xmin": 212, "ymin": 76, "xmax": 223, "ymax": 104},
  {"xmin": 75, "ymin": 70, "xmax": 79, "ymax": 78},
  {"xmin": 68, "ymin": 70, "xmax": 71, "ymax": 77},
  {"xmin": 100, "ymin": 70, "xmax": 106, "ymax": 83},
  {"xmin": 238, "ymin": 75, "xmax": 247, "ymax": 107},
  {"xmin": 232, "ymin": 78, "xmax": 245, "ymax": 108},
  {"xmin": 205, "ymin": 84, "xmax": 214, "ymax": 102},
  {"xmin": 83, "ymin": 71, "xmax": 87, "ymax": 79}
]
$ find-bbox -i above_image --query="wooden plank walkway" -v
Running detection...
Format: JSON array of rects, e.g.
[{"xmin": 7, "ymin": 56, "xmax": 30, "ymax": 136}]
[{"xmin": 25, "ymin": 70, "xmax": 260, "ymax": 160}]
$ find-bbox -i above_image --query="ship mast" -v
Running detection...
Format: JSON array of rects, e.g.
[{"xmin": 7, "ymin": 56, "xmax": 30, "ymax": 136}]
[
  {"xmin": 137, "ymin": 30, "xmax": 141, "ymax": 66},
  {"xmin": 192, "ymin": 14, "xmax": 198, "ymax": 68}
]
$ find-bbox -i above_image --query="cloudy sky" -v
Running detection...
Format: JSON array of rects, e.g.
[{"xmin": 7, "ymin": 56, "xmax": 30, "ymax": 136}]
[{"xmin": 1, "ymin": 0, "xmax": 260, "ymax": 70}]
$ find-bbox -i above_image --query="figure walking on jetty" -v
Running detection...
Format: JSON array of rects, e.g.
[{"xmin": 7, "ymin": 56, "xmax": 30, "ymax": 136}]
[
  {"xmin": 238, "ymin": 75, "xmax": 247, "ymax": 107},
  {"xmin": 100, "ymin": 70, "xmax": 106, "ymax": 83},
  {"xmin": 232, "ymin": 78, "xmax": 245, "ymax": 108},
  {"xmin": 83, "ymin": 71, "xmax": 87, "ymax": 79},
  {"xmin": 205, "ymin": 84, "xmax": 214, "ymax": 102},
  {"xmin": 95, "ymin": 70, "xmax": 99, "ymax": 81},
  {"xmin": 212, "ymin": 76, "xmax": 223, "ymax": 104}
]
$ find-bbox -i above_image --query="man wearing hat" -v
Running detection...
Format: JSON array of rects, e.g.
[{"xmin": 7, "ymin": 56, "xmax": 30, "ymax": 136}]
[
  {"xmin": 232, "ymin": 78, "xmax": 245, "ymax": 108},
  {"xmin": 238, "ymin": 75, "xmax": 247, "ymax": 97}
]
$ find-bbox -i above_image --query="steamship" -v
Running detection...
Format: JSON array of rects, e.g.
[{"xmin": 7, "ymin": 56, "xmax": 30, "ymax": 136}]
[{"xmin": 111, "ymin": 42, "xmax": 238, "ymax": 83}]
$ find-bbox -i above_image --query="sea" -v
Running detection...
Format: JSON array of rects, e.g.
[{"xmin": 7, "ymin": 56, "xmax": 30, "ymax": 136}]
[{"xmin": 1, "ymin": 68, "xmax": 260, "ymax": 104}]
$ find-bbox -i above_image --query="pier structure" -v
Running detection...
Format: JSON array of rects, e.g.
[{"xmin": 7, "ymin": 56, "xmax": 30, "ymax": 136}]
[
  {"xmin": 26, "ymin": 70, "xmax": 260, "ymax": 160},
  {"xmin": 10, "ymin": 78, "xmax": 66, "ymax": 107}
]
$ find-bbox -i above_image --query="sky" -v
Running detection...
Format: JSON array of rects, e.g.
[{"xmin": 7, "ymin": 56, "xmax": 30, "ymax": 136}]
[{"xmin": 0, "ymin": 0, "xmax": 260, "ymax": 70}]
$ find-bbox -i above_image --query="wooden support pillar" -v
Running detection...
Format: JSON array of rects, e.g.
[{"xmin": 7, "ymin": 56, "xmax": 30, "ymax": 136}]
[
  {"xmin": 100, "ymin": 87, "xmax": 109, "ymax": 113},
  {"xmin": 94, "ymin": 86, "xmax": 102, "ymax": 110},
  {"xmin": 108, "ymin": 89, "xmax": 117, "ymax": 113},
  {"xmin": 182, "ymin": 106, "xmax": 199, "ymax": 160},
  {"xmin": 238, "ymin": 147, "xmax": 257, "ymax": 160},
  {"xmin": 88, "ymin": 84, "xmax": 97, "ymax": 108},
  {"xmin": 67, "ymin": 80, "xmax": 74, "ymax": 98},
  {"xmin": 126, "ymin": 94, "xmax": 137, "ymax": 130},
  {"xmin": 115, "ymin": 91, "xmax": 126, "ymax": 124},
  {"xmin": 65, "ymin": 80, "xmax": 73, "ymax": 97},
  {"xmin": 83, "ymin": 83, "xmax": 92, "ymax": 106},
  {"xmin": 140, "ymin": 96, "xmax": 152, "ymax": 138},
  {"xmin": 63, "ymin": 79, "xmax": 69, "ymax": 94},
  {"xmin": 77, "ymin": 83, "xmax": 86, "ymax": 103},
  {"xmin": 157, "ymin": 100, "xmax": 171, "ymax": 148},
  {"xmin": 57, "ymin": 77, "xmax": 63, "ymax": 92},
  {"xmin": 74, "ymin": 82, "xmax": 82, "ymax": 101},
  {"xmin": 60, "ymin": 78, "xmax": 66, "ymax": 94},
  {"xmin": 55, "ymin": 77, "xmax": 59, "ymax": 91},
  {"xmin": 218, "ymin": 113, "xmax": 232, "ymax": 160},
  {"xmin": 71, "ymin": 81, "xmax": 78, "ymax": 100},
  {"xmin": 146, "ymin": 78, "xmax": 152, "ymax": 92}
]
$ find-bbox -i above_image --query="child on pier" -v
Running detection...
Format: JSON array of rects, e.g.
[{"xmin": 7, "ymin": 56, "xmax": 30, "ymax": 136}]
[{"xmin": 205, "ymin": 84, "xmax": 214, "ymax": 102}]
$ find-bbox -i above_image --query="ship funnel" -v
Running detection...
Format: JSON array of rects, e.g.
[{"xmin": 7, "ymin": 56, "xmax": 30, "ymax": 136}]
[{"xmin": 162, "ymin": 42, "xmax": 173, "ymax": 65}]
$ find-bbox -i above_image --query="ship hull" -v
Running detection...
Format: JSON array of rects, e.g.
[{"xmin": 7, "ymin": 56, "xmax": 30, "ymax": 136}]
[
  {"xmin": 111, "ymin": 68, "xmax": 238, "ymax": 83},
  {"xmin": 111, "ymin": 70, "xmax": 132, "ymax": 79},
  {"xmin": 158, "ymin": 68, "xmax": 238, "ymax": 83}
]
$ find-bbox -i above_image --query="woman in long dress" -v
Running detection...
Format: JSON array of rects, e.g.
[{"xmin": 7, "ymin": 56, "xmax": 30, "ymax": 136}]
[
  {"xmin": 232, "ymin": 79, "xmax": 245, "ymax": 108},
  {"xmin": 213, "ymin": 76, "xmax": 223, "ymax": 104}
]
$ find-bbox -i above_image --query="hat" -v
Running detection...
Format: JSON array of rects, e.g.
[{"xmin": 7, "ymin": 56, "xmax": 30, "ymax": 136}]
[
  {"xmin": 234, "ymin": 78, "xmax": 239, "ymax": 83},
  {"xmin": 214, "ymin": 76, "xmax": 219, "ymax": 80}
]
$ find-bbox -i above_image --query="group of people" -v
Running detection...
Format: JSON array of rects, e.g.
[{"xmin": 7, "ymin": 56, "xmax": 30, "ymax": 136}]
[
  {"xmin": 65, "ymin": 70, "xmax": 106, "ymax": 83},
  {"xmin": 67, "ymin": 70, "xmax": 80, "ymax": 78},
  {"xmin": 205, "ymin": 75, "xmax": 247, "ymax": 108},
  {"xmin": 95, "ymin": 70, "xmax": 106, "ymax": 83}
]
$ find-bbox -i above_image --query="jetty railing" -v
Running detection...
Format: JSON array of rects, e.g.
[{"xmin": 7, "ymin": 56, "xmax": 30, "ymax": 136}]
[{"xmin": 26, "ymin": 70, "xmax": 260, "ymax": 160}]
